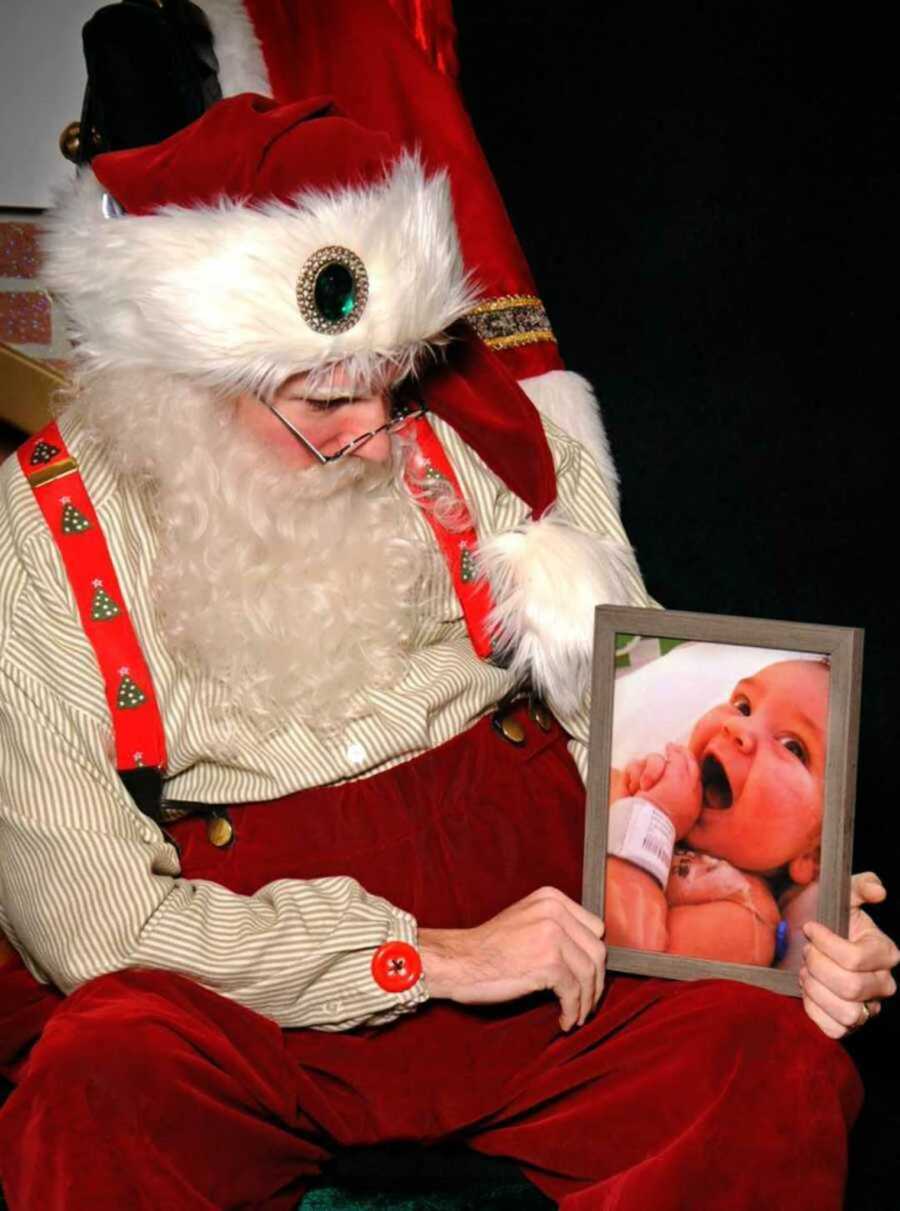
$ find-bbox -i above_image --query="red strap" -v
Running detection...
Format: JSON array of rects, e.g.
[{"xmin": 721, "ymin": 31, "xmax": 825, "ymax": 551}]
[
  {"xmin": 17, "ymin": 423, "xmax": 167, "ymax": 775},
  {"xmin": 17, "ymin": 417, "xmax": 491, "ymax": 771},
  {"xmin": 405, "ymin": 417, "xmax": 495, "ymax": 661}
]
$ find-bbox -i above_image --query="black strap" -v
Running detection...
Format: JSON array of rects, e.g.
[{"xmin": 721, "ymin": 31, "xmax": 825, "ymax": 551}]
[{"xmin": 118, "ymin": 765, "xmax": 165, "ymax": 823}]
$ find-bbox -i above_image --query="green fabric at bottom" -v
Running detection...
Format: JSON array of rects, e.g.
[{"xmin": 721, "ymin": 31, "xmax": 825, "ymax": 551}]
[{"xmin": 300, "ymin": 1178, "xmax": 551, "ymax": 1209}]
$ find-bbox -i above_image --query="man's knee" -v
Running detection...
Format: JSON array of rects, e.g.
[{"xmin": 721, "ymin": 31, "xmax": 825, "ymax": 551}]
[
  {"xmin": 8, "ymin": 968, "xmax": 296, "ymax": 1129},
  {"xmin": 19, "ymin": 971, "xmax": 197, "ymax": 1108},
  {"xmin": 0, "ymin": 973, "xmax": 314, "ymax": 1207},
  {"xmin": 676, "ymin": 979, "xmax": 862, "ymax": 1124}
]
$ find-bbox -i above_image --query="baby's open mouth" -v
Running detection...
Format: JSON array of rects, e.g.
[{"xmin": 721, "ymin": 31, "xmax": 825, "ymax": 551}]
[{"xmin": 700, "ymin": 753, "xmax": 733, "ymax": 809}]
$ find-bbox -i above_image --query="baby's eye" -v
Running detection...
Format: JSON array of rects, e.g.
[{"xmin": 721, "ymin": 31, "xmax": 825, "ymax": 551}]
[
  {"xmin": 731, "ymin": 695, "xmax": 751, "ymax": 716},
  {"xmin": 778, "ymin": 736, "xmax": 809, "ymax": 764}
]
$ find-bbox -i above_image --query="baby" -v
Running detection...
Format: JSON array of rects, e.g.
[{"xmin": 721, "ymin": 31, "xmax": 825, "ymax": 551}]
[{"xmin": 605, "ymin": 658, "xmax": 828, "ymax": 966}]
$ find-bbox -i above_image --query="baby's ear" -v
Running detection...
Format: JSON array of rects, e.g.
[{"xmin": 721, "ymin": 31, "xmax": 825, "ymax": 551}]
[{"xmin": 788, "ymin": 849, "xmax": 820, "ymax": 886}]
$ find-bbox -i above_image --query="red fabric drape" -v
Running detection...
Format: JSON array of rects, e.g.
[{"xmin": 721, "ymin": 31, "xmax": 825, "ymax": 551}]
[{"xmin": 386, "ymin": 0, "xmax": 459, "ymax": 79}]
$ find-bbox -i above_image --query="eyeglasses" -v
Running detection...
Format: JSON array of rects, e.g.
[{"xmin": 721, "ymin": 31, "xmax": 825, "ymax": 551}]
[{"xmin": 258, "ymin": 397, "xmax": 426, "ymax": 464}]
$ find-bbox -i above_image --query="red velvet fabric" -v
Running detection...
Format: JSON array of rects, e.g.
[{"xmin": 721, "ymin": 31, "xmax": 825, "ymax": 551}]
[
  {"xmin": 423, "ymin": 327, "xmax": 558, "ymax": 519},
  {"xmin": 386, "ymin": 0, "xmax": 459, "ymax": 79},
  {"xmin": 0, "ymin": 960, "xmax": 60, "ymax": 1083},
  {"xmin": 0, "ymin": 708, "xmax": 862, "ymax": 1209},
  {"xmin": 93, "ymin": 93, "xmax": 396, "ymax": 215}
]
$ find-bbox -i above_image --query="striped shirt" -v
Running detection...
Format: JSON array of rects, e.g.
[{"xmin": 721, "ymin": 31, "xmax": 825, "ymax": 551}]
[{"xmin": 0, "ymin": 408, "xmax": 652, "ymax": 1030}]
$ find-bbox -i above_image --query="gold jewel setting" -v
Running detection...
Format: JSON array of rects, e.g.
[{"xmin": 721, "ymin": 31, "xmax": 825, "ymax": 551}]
[{"xmin": 296, "ymin": 245, "xmax": 369, "ymax": 335}]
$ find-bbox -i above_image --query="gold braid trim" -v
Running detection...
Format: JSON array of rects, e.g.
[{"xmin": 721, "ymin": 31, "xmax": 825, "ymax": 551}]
[
  {"xmin": 485, "ymin": 330, "xmax": 556, "ymax": 350},
  {"xmin": 467, "ymin": 294, "xmax": 544, "ymax": 314},
  {"xmin": 466, "ymin": 294, "xmax": 556, "ymax": 350}
]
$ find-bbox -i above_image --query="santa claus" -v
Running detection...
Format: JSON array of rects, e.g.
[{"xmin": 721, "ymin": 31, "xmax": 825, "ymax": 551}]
[{"xmin": 0, "ymin": 3, "xmax": 895, "ymax": 1209}]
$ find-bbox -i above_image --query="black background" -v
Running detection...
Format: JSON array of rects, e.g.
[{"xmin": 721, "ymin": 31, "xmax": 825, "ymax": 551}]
[{"xmin": 455, "ymin": 2, "xmax": 895, "ymax": 1203}]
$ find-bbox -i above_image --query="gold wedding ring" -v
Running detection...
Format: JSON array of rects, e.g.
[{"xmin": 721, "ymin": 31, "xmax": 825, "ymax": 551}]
[{"xmin": 849, "ymin": 1001, "xmax": 872, "ymax": 1033}]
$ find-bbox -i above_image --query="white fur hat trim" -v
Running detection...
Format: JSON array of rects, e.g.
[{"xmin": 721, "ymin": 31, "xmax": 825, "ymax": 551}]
[{"xmin": 43, "ymin": 152, "xmax": 478, "ymax": 400}]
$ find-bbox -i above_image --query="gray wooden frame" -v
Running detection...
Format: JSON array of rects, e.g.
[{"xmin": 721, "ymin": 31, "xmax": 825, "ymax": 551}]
[{"xmin": 583, "ymin": 606, "xmax": 864, "ymax": 996}]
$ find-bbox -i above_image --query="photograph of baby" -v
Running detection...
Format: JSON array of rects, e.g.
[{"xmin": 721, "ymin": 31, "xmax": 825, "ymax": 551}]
[{"xmin": 603, "ymin": 638, "xmax": 831, "ymax": 975}]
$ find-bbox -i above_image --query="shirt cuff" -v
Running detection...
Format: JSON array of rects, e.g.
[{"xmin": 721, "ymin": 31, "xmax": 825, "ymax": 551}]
[{"xmin": 308, "ymin": 906, "xmax": 429, "ymax": 1032}]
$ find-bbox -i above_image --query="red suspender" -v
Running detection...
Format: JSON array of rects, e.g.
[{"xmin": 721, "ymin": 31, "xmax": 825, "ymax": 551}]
[
  {"xmin": 16, "ymin": 416, "xmax": 495, "ymax": 798},
  {"xmin": 17, "ymin": 423, "xmax": 168, "ymax": 780},
  {"xmin": 405, "ymin": 417, "xmax": 496, "ymax": 662}
]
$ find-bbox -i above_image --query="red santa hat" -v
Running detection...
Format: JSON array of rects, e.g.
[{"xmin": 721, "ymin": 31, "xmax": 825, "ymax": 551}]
[
  {"xmin": 43, "ymin": 6, "xmax": 639, "ymax": 709},
  {"xmin": 194, "ymin": 0, "xmax": 621, "ymax": 501},
  {"xmin": 45, "ymin": 89, "xmax": 558, "ymax": 519},
  {"xmin": 47, "ymin": 91, "xmax": 477, "ymax": 399}
]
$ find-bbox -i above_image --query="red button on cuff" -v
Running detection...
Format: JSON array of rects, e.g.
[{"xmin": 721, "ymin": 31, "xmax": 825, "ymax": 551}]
[{"xmin": 371, "ymin": 941, "xmax": 422, "ymax": 993}]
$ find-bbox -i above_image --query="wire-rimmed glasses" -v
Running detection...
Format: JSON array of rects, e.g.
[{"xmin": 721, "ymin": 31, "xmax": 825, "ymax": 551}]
[{"xmin": 258, "ymin": 396, "xmax": 426, "ymax": 464}]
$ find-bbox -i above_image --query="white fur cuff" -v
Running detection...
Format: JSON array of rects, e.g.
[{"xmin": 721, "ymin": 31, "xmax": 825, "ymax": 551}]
[{"xmin": 479, "ymin": 511, "xmax": 638, "ymax": 716}]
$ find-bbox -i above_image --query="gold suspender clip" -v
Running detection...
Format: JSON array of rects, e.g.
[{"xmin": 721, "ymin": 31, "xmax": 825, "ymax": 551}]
[{"xmin": 27, "ymin": 457, "xmax": 79, "ymax": 488}]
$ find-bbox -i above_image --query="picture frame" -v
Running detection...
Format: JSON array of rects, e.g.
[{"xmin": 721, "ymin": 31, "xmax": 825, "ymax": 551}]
[{"xmin": 583, "ymin": 606, "xmax": 864, "ymax": 996}]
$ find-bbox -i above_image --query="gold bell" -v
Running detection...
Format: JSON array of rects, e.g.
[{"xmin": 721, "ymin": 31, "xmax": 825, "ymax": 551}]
[
  {"xmin": 59, "ymin": 121, "xmax": 82, "ymax": 163},
  {"xmin": 529, "ymin": 700, "xmax": 553, "ymax": 732},
  {"xmin": 206, "ymin": 811, "xmax": 234, "ymax": 848},
  {"xmin": 493, "ymin": 712, "xmax": 526, "ymax": 746}
]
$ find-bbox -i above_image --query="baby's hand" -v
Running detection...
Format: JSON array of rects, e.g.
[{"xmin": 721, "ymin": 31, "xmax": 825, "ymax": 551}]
[
  {"xmin": 667, "ymin": 849, "xmax": 753, "ymax": 906},
  {"xmin": 623, "ymin": 752, "xmax": 668, "ymax": 797},
  {"xmin": 642, "ymin": 744, "xmax": 703, "ymax": 839}
]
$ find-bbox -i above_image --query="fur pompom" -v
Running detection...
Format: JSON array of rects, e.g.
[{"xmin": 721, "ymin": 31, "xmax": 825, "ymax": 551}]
[
  {"xmin": 479, "ymin": 512, "xmax": 638, "ymax": 715},
  {"xmin": 520, "ymin": 370, "xmax": 620, "ymax": 509}
]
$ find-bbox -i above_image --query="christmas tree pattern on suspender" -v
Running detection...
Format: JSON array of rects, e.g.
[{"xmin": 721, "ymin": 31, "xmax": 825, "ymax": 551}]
[
  {"xmin": 116, "ymin": 667, "xmax": 148, "ymax": 711},
  {"xmin": 91, "ymin": 579, "xmax": 121, "ymax": 621},
  {"xmin": 60, "ymin": 496, "xmax": 92, "ymax": 535},
  {"xmin": 17, "ymin": 422, "xmax": 168, "ymax": 781},
  {"xmin": 460, "ymin": 545, "xmax": 477, "ymax": 584},
  {"xmin": 30, "ymin": 439, "xmax": 61, "ymax": 465}
]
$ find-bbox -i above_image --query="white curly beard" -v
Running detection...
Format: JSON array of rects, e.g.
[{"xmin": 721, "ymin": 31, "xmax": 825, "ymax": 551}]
[{"xmin": 72, "ymin": 369, "xmax": 428, "ymax": 734}]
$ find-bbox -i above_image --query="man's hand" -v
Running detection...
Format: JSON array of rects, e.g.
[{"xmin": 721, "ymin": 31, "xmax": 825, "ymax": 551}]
[
  {"xmin": 799, "ymin": 872, "xmax": 900, "ymax": 1038},
  {"xmin": 624, "ymin": 744, "xmax": 702, "ymax": 839},
  {"xmin": 419, "ymin": 887, "xmax": 606, "ymax": 1032}
]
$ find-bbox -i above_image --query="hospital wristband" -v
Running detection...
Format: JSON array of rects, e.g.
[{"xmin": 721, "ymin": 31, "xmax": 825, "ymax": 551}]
[{"xmin": 607, "ymin": 796, "xmax": 676, "ymax": 888}]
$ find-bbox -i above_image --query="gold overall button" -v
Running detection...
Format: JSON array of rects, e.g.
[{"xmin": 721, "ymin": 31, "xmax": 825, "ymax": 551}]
[
  {"xmin": 206, "ymin": 812, "xmax": 234, "ymax": 848},
  {"xmin": 497, "ymin": 715, "xmax": 526, "ymax": 745},
  {"xmin": 530, "ymin": 701, "xmax": 553, "ymax": 732}
]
